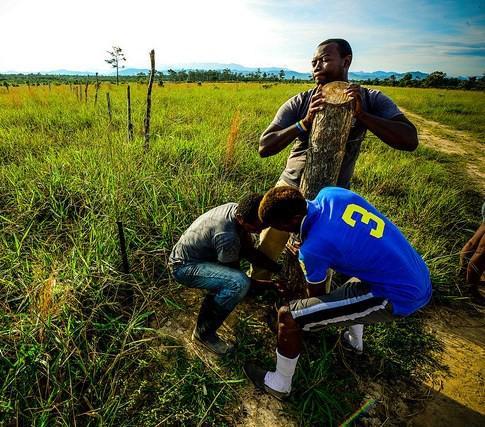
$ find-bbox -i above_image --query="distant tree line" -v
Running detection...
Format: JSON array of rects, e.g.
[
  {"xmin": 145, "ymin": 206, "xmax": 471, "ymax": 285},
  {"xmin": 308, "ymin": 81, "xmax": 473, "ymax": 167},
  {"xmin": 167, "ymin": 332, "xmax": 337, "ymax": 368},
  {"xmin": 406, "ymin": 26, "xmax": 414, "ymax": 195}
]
[
  {"xmin": 353, "ymin": 71, "xmax": 485, "ymax": 90},
  {"xmin": 1, "ymin": 70, "xmax": 484, "ymax": 90},
  {"xmin": 0, "ymin": 68, "xmax": 297, "ymax": 87}
]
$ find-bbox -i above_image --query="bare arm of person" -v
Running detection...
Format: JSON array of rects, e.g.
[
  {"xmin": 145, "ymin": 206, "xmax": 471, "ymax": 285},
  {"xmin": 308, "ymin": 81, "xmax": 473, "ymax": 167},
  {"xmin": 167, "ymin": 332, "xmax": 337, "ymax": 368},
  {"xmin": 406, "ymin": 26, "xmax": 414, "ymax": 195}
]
[
  {"xmin": 259, "ymin": 86, "xmax": 324, "ymax": 157},
  {"xmin": 345, "ymin": 84, "xmax": 419, "ymax": 151},
  {"xmin": 460, "ymin": 223, "xmax": 485, "ymax": 269},
  {"xmin": 465, "ymin": 231, "xmax": 485, "ymax": 287}
]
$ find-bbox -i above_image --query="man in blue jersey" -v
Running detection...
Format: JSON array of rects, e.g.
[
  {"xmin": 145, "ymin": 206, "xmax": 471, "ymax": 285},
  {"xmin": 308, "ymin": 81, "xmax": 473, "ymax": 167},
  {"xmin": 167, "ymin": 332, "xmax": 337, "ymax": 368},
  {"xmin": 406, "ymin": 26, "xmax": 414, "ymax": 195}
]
[{"xmin": 244, "ymin": 186, "xmax": 431, "ymax": 400}]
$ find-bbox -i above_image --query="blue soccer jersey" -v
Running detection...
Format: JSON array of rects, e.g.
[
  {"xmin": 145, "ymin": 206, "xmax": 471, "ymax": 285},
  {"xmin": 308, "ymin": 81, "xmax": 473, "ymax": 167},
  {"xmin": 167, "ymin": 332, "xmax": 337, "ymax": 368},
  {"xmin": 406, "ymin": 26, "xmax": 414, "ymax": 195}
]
[{"xmin": 298, "ymin": 187, "xmax": 431, "ymax": 316}]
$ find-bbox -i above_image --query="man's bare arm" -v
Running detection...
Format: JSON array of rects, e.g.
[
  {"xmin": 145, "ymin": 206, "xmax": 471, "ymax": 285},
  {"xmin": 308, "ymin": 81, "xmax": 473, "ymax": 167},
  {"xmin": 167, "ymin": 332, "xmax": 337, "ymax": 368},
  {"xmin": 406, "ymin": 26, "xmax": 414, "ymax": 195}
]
[
  {"xmin": 356, "ymin": 113, "xmax": 419, "ymax": 151},
  {"xmin": 466, "ymin": 232, "xmax": 485, "ymax": 287},
  {"xmin": 259, "ymin": 86, "xmax": 324, "ymax": 157},
  {"xmin": 344, "ymin": 84, "xmax": 418, "ymax": 151},
  {"xmin": 461, "ymin": 223, "xmax": 485, "ymax": 268},
  {"xmin": 259, "ymin": 123, "xmax": 302, "ymax": 157}
]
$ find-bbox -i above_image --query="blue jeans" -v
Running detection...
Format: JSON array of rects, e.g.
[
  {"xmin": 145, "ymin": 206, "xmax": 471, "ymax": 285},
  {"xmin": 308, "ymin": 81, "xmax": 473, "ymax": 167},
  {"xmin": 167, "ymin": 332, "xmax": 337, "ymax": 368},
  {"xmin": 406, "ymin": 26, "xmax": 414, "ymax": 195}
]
[{"xmin": 172, "ymin": 262, "xmax": 251, "ymax": 311}]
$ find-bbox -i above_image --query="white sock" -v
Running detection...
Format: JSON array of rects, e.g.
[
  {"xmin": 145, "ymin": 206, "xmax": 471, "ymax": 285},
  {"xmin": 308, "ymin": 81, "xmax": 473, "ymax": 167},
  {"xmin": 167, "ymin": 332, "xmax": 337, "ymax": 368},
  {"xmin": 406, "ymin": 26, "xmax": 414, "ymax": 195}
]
[
  {"xmin": 345, "ymin": 324, "xmax": 364, "ymax": 351},
  {"xmin": 264, "ymin": 350, "xmax": 299, "ymax": 393}
]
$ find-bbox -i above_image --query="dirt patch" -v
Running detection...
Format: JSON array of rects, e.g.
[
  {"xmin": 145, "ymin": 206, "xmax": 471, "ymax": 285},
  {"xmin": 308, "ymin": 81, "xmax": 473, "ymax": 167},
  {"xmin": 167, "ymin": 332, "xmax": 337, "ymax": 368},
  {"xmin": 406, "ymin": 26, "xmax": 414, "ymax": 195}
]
[
  {"xmin": 411, "ymin": 307, "xmax": 485, "ymax": 426},
  {"xmin": 237, "ymin": 391, "xmax": 296, "ymax": 427}
]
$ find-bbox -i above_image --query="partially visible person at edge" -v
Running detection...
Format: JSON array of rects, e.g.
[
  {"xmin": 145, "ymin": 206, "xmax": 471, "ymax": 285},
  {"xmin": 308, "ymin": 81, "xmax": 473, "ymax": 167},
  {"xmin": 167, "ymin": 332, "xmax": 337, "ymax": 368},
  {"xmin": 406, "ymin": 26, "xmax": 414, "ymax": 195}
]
[
  {"xmin": 244, "ymin": 186, "xmax": 431, "ymax": 400},
  {"xmin": 168, "ymin": 194, "xmax": 287, "ymax": 355},
  {"xmin": 251, "ymin": 38, "xmax": 419, "ymax": 281},
  {"xmin": 460, "ymin": 201, "xmax": 485, "ymax": 304}
]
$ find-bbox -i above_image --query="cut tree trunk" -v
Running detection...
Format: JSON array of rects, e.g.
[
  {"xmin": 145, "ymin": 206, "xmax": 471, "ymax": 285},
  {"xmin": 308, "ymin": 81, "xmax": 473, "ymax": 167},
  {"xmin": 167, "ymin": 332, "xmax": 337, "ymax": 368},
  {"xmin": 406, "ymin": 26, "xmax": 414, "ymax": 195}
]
[{"xmin": 283, "ymin": 81, "xmax": 354, "ymax": 298}]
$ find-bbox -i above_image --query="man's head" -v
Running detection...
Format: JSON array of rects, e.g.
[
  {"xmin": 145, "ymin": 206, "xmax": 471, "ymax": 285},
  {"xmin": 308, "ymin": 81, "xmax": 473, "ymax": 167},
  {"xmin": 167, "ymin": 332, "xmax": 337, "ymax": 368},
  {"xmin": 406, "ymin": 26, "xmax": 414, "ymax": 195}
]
[
  {"xmin": 258, "ymin": 186, "xmax": 307, "ymax": 233},
  {"xmin": 236, "ymin": 193, "xmax": 265, "ymax": 233},
  {"xmin": 312, "ymin": 38, "xmax": 352, "ymax": 85}
]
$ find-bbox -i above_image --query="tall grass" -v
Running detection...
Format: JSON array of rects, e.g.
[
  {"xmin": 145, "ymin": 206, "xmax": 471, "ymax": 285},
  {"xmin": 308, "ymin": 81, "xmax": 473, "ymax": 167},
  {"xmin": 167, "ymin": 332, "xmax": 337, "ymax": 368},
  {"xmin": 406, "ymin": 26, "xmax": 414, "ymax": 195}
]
[
  {"xmin": 0, "ymin": 82, "xmax": 481, "ymax": 425},
  {"xmin": 375, "ymin": 86, "xmax": 485, "ymax": 141}
]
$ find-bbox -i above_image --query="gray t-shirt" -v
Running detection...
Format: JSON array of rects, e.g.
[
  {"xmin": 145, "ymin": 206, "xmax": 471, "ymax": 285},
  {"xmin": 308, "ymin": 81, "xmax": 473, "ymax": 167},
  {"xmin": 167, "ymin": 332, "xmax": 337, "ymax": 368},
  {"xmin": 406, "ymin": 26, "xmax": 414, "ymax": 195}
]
[
  {"xmin": 272, "ymin": 87, "xmax": 402, "ymax": 188},
  {"xmin": 169, "ymin": 203, "xmax": 240, "ymax": 267}
]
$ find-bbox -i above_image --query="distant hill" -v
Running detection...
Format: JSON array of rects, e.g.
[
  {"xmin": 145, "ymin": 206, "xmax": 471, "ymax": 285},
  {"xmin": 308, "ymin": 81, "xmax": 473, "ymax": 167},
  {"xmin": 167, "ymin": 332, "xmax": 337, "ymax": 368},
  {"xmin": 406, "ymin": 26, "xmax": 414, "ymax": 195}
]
[
  {"xmin": 349, "ymin": 70, "xmax": 428, "ymax": 80},
  {"xmin": 2, "ymin": 64, "xmax": 436, "ymax": 81}
]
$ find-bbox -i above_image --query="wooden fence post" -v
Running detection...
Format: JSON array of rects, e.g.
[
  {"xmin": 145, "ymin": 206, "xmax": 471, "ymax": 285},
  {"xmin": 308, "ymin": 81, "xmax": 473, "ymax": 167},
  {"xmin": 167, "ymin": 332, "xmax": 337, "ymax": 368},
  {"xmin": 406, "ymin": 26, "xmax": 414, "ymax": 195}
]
[
  {"xmin": 94, "ymin": 72, "xmax": 100, "ymax": 106},
  {"xmin": 127, "ymin": 85, "xmax": 134, "ymax": 140},
  {"xmin": 106, "ymin": 92, "xmax": 112, "ymax": 123},
  {"xmin": 143, "ymin": 49, "xmax": 155, "ymax": 151},
  {"xmin": 284, "ymin": 81, "xmax": 354, "ymax": 297},
  {"xmin": 84, "ymin": 79, "xmax": 89, "ymax": 104},
  {"xmin": 116, "ymin": 221, "xmax": 130, "ymax": 274}
]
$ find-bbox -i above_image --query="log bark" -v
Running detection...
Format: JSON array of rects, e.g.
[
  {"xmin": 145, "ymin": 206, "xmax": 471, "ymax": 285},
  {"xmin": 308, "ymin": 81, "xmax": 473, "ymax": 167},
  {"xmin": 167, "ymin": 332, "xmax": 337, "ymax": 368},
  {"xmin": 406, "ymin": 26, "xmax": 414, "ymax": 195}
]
[
  {"xmin": 143, "ymin": 49, "xmax": 156, "ymax": 151},
  {"xmin": 283, "ymin": 81, "xmax": 354, "ymax": 297}
]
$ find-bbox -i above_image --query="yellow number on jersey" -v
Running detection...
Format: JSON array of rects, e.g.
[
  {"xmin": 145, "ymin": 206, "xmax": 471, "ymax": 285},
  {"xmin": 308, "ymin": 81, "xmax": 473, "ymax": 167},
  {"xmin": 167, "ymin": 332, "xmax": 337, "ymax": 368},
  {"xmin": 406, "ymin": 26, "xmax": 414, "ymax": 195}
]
[{"xmin": 341, "ymin": 204, "xmax": 385, "ymax": 238}]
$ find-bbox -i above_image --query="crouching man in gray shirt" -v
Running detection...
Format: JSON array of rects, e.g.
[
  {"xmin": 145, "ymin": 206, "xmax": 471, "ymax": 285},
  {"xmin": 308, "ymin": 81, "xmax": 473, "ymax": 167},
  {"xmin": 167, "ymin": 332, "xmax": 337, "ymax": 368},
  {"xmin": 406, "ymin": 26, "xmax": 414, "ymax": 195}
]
[{"xmin": 169, "ymin": 194, "xmax": 286, "ymax": 355}]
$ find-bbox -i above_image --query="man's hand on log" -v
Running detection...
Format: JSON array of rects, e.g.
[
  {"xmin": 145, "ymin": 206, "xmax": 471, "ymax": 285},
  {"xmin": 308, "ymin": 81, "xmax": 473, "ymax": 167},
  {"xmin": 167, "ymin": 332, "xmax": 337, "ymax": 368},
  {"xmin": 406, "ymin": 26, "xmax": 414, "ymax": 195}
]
[
  {"xmin": 272, "ymin": 279, "xmax": 290, "ymax": 299},
  {"xmin": 250, "ymin": 278, "xmax": 290, "ymax": 299},
  {"xmin": 345, "ymin": 84, "xmax": 363, "ymax": 118},
  {"xmin": 285, "ymin": 239, "xmax": 301, "ymax": 257},
  {"xmin": 302, "ymin": 84, "xmax": 325, "ymax": 129}
]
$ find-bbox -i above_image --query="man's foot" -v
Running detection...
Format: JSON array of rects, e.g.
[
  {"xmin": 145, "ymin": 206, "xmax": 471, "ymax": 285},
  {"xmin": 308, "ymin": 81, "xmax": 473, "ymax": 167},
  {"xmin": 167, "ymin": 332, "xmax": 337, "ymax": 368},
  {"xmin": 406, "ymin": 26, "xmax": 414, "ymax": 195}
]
[
  {"xmin": 192, "ymin": 327, "xmax": 234, "ymax": 355},
  {"xmin": 341, "ymin": 331, "xmax": 363, "ymax": 355},
  {"xmin": 243, "ymin": 363, "xmax": 290, "ymax": 401}
]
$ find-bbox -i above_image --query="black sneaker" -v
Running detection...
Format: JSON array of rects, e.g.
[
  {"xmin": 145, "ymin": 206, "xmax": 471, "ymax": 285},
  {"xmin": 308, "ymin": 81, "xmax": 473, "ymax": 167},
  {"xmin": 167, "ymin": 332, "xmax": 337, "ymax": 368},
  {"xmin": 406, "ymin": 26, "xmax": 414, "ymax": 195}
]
[
  {"xmin": 243, "ymin": 363, "xmax": 290, "ymax": 401},
  {"xmin": 192, "ymin": 327, "xmax": 234, "ymax": 355}
]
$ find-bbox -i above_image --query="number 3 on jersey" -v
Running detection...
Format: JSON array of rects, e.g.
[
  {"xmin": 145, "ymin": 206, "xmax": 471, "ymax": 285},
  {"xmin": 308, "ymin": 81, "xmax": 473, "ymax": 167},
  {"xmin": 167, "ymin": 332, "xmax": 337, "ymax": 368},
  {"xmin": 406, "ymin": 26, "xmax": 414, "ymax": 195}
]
[{"xmin": 341, "ymin": 204, "xmax": 385, "ymax": 238}]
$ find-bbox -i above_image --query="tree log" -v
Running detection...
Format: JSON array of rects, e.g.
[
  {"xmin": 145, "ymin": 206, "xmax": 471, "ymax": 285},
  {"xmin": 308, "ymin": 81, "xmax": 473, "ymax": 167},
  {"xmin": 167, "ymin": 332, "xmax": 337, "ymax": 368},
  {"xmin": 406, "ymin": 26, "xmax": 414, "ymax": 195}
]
[{"xmin": 283, "ymin": 81, "xmax": 354, "ymax": 298}]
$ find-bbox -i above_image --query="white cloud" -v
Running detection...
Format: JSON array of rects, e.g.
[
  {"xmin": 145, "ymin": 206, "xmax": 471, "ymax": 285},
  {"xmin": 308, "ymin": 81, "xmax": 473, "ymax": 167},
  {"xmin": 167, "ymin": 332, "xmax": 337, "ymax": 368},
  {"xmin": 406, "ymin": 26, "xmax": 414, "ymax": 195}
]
[{"xmin": 0, "ymin": 0, "xmax": 483, "ymax": 75}]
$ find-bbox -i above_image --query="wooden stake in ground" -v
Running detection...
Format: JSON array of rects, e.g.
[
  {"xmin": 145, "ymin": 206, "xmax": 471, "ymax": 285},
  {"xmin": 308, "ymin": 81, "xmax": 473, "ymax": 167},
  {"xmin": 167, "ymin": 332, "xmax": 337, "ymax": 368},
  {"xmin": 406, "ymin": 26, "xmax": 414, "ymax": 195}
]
[
  {"xmin": 116, "ymin": 221, "xmax": 130, "ymax": 274},
  {"xmin": 84, "ymin": 78, "xmax": 89, "ymax": 104},
  {"xmin": 127, "ymin": 85, "xmax": 134, "ymax": 141},
  {"xmin": 143, "ymin": 49, "xmax": 155, "ymax": 151},
  {"xmin": 284, "ymin": 81, "xmax": 354, "ymax": 297},
  {"xmin": 106, "ymin": 92, "xmax": 112, "ymax": 123},
  {"xmin": 94, "ymin": 72, "xmax": 100, "ymax": 106}
]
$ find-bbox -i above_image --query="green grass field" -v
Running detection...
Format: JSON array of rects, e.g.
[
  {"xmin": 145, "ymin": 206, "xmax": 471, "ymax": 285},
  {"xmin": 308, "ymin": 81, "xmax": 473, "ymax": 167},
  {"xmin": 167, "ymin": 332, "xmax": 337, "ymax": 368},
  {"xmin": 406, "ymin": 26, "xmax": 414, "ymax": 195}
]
[
  {"xmin": 0, "ymin": 82, "xmax": 482, "ymax": 426},
  {"xmin": 376, "ymin": 86, "xmax": 485, "ymax": 141}
]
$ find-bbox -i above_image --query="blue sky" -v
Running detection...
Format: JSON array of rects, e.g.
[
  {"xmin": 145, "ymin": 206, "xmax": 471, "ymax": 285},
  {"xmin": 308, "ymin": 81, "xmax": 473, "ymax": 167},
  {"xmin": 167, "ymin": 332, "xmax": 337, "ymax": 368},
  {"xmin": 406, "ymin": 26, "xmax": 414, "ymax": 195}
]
[{"xmin": 0, "ymin": 0, "xmax": 483, "ymax": 76}]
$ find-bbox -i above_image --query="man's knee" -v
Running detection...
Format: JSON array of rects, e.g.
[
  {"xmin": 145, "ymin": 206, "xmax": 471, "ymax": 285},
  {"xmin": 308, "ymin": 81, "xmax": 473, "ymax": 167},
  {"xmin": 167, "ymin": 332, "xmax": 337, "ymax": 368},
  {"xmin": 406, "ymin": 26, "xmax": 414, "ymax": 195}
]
[
  {"xmin": 228, "ymin": 271, "xmax": 251, "ymax": 299},
  {"xmin": 278, "ymin": 306, "xmax": 299, "ymax": 329}
]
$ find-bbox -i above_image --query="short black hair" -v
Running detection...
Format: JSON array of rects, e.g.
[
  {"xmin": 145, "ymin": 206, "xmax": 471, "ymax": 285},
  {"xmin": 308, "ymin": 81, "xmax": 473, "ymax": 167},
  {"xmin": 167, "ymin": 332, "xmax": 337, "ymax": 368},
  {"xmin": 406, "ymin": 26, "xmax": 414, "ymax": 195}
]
[
  {"xmin": 259, "ymin": 186, "xmax": 307, "ymax": 225},
  {"xmin": 236, "ymin": 193, "xmax": 263, "ymax": 225},
  {"xmin": 318, "ymin": 38, "xmax": 352, "ymax": 58}
]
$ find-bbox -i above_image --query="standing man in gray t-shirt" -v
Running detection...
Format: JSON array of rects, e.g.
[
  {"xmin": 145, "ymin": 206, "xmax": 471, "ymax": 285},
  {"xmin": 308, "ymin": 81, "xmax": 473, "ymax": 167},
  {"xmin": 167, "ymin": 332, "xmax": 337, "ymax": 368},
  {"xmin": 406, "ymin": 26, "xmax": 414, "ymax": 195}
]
[{"xmin": 251, "ymin": 38, "xmax": 419, "ymax": 280}]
